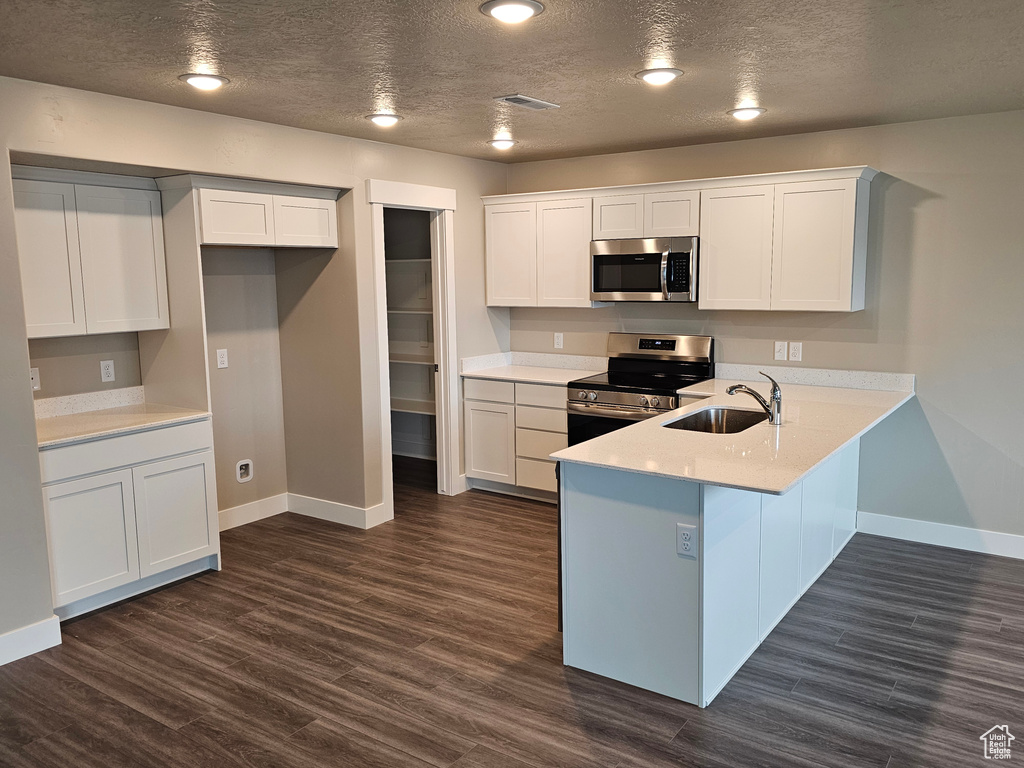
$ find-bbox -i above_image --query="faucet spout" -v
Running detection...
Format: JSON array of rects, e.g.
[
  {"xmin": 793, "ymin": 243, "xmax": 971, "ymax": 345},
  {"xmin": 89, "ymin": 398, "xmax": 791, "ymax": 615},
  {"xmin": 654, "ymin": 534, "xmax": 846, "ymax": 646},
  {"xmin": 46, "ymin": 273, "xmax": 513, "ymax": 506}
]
[{"xmin": 727, "ymin": 372, "xmax": 783, "ymax": 425}]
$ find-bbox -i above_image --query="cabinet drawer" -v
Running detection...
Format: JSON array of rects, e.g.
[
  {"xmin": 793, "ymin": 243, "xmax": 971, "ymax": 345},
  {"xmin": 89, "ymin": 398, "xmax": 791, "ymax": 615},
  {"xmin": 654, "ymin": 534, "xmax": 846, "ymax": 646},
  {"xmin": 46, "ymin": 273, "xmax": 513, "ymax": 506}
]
[
  {"xmin": 40, "ymin": 418, "xmax": 214, "ymax": 485},
  {"xmin": 516, "ymin": 458, "xmax": 557, "ymax": 493},
  {"xmin": 515, "ymin": 427, "xmax": 567, "ymax": 460},
  {"xmin": 464, "ymin": 378, "xmax": 515, "ymax": 404},
  {"xmin": 516, "ymin": 404, "xmax": 566, "ymax": 433},
  {"xmin": 515, "ymin": 383, "xmax": 566, "ymax": 409}
]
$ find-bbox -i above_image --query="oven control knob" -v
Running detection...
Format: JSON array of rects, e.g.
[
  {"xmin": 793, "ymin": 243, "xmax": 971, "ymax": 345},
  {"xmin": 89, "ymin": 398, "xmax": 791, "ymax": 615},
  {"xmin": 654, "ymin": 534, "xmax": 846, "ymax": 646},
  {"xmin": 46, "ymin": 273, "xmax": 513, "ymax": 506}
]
[
  {"xmin": 587, "ymin": 391, "xmax": 598, "ymax": 401},
  {"xmin": 650, "ymin": 396, "xmax": 661, "ymax": 408},
  {"xmin": 576, "ymin": 390, "xmax": 587, "ymax": 400},
  {"xmin": 639, "ymin": 396, "xmax": 649, "ymax": 407}
]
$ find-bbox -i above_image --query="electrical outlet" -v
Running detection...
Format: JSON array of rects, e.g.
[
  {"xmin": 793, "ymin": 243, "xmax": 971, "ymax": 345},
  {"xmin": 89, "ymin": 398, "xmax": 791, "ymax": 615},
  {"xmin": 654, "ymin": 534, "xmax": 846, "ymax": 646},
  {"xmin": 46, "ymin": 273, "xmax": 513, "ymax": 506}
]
[
  {"xmin": 789, "ymin": 342, "xmax": 803, "ymax": 362},
  {"xmin": 30, "ymin": 367, "xmax": 40, "ymax": 392},
  {"xmin": 217, "ymin": 349, "xmax": 229, "ymax": 369},
  {"xmin": 236, "ymin": 459, "xmax": 253, "ymax": 483},
  {"xmin": 554, "ymin": 332, "xmax": 564, "ymax": 349},
  {"xmin": 676, "ymin": 523, "xmax": 698, "ymax": 560},
  {"xmin": 100, "ymin": 360, "xmax": 116, "ymax": 383},
  {"xmin": 774, "ymin": 341, "xmax": 788, "ymax": 361}
]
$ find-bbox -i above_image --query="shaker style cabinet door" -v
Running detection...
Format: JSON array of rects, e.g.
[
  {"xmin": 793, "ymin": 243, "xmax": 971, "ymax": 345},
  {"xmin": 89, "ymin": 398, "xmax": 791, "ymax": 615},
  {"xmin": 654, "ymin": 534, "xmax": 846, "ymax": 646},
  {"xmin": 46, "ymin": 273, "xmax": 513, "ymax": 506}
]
[
  {"xmin": 537, "ymin": 198, "xmax": 593, "ymax": 307},
  {"xmin": 592, "ymin": 194, "xmax": 644, "ymax": 239},
  {"xmin": 75, "ymin": 185, "xmax": 170, "ymax": 333},
  {"xmin": 132, "ymin": 451, "xmax": 219, "ymax": 578},
  {"xmin": 273, "ymin": 194, "xmax": 339, "ymax": 248},
  {"xmin": 643, "ymin": 191, "xmax": 700, "ymax": 238},
  {"xmin": 198, "ymin": 188, "xmax": 277, "ymax": 246},
  {"xmin": 770, "ymin": 178, "xmax": 862, "ymax": 312},
  {"xmin": 464, "ymin": 400, "xmax": 516, "ymax": 484},
  {"xmin": 43, "ymin": 469, "xmax": 140, "ymax": 607},
  {"xmin": 698, "ymin": 185, "xmax": 775, "ymax": 310},
  {"xmin": 485, "ymin": 202, "xmax": 538, "ymax": 306},
  {"xmin": 12, "ymin": 180, "xmax": 87, "ymax": 338}
]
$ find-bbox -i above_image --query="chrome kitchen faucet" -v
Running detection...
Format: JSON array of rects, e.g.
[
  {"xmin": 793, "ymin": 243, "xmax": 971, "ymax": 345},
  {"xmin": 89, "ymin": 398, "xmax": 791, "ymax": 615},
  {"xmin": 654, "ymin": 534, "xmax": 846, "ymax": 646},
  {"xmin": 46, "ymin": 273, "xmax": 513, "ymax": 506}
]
[{"xmin": 727, "ymin": 372, "xmax": 783, "ymax": 425}]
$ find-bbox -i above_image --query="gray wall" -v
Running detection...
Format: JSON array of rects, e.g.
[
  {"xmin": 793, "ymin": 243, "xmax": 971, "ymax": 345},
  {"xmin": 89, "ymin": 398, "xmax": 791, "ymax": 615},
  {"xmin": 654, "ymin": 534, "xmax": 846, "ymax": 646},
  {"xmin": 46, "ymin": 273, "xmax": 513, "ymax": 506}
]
[
  {"xmin": 507, "ymin": 110, "xmax": 1024, "ymax": 537},
  {"xmin": 29, "ymin": 333, "xmax": 142, "ymax": 399},
  {"xmin": 202, "ymin": 248, "xmax": 288, "ymax": 511}
]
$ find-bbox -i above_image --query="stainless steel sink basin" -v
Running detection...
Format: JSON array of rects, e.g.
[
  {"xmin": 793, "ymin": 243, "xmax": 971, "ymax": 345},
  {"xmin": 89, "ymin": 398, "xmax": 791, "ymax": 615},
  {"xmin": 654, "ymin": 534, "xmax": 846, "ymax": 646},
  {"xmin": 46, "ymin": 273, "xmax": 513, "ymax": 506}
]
[{"xmin": 664, "ymin": 407, "xmax": 769, "ymax": 434}]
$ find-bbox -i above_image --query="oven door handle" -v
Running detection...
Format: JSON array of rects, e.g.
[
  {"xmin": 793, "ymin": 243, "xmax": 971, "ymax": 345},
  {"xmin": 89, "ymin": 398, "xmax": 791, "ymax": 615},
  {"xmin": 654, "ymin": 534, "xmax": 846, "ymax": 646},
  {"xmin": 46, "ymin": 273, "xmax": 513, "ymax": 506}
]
[
  {"xmin": 661, "ymin": 248, "xmax": 670, "ymax": 300},
  {"xmin": 567, "ymin": 402, "xmax": 658, "ymax": 421}
]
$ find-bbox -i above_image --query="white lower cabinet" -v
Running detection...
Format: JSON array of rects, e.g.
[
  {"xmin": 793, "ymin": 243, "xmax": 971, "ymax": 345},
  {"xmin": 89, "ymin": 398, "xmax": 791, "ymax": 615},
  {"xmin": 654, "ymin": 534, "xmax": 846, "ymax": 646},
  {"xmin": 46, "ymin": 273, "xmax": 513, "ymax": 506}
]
[
  {"xmin": 43, "ymin": 469, "xmax": 140, "ymax": 607},
  {"xmin": 464, "ymin": 400, "xmax": 516, "ymax": 484}
]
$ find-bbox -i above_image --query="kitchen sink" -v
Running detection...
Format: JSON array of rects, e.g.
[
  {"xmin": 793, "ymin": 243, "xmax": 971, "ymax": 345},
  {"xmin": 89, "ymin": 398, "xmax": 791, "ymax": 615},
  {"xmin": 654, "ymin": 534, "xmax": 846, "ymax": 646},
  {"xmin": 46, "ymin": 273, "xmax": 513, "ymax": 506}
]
[{"xmin": 664, "ymin": 407, "xmax": 769, "ymax": 434}]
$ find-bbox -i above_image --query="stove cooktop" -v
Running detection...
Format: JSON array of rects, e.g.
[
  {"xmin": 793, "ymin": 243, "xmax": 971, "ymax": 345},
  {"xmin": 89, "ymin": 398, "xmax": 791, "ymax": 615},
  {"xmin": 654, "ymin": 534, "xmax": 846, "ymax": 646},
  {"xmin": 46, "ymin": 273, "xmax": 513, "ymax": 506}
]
[{"xmin": 569, "ymin": 371, "xmax": 709, "ymax": 397}]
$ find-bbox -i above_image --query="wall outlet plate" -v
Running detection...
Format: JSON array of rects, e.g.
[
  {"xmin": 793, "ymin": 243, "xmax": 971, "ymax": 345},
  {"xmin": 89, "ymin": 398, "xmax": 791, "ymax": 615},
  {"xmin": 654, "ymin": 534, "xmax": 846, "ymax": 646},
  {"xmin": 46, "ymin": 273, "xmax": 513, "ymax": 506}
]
[
  {"xmin": 774, "ymin": 341, "xmax": 788, "ymax": 361},
  {"xmin": 30, "ymin": 367, "xmax": 40, "ymax": 392},
  {"xmin": 100, "ymin": 360, "xmax": 116, "ymax": 382},
  {"xmin": 676, "ymin": 522, "xmax": 698, "ymax": 560},
  {"xmin": 554, "ymin": 332, "xmax": 564, "ymax": 349},
  {"xmin": 789, "ymin": 342, "xmax": 803, "ymax": 362},
  {"xmin": 217, "ymin": 349, "xmax": 229, "ymax": 369},
  {"xmin": 236, "ymin": 459, "xmax": 253, "ymax": 483}
]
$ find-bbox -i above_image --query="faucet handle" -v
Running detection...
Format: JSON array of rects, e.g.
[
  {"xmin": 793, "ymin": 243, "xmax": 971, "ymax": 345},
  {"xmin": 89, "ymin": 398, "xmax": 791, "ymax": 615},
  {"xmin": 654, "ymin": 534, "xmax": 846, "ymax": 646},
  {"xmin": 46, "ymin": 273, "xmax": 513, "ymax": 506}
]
[{"xmin": 758, "ymin": 371, "xmax": 781, "ymax": 399}]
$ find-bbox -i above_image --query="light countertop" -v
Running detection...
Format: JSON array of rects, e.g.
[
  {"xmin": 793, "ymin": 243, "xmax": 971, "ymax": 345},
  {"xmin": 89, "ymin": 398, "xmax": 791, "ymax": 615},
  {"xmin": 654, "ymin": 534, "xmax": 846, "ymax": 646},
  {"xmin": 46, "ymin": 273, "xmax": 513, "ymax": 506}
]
[
  {"xmin": 462, "ymin": 365, "xmax": 602, "ymax": 386},
  {"xmin": 551, "ymin": 378, "xmax": 914, "ymax": 495},
  {"xmin": 37, "ymin": 404, "xmax": 211, "ymax": 449}
]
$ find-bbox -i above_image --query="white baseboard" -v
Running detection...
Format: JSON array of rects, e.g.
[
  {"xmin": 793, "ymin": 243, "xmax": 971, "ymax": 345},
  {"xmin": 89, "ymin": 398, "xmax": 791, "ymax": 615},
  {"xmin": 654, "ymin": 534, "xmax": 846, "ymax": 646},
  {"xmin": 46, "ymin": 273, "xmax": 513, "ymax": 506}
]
[
  {"xmin": 0, "ymin": 615, "xmax": 61, "ymax": 666},
  {"xmin": 287, "ymin": 493, "xmax": 393, "ymax": 530},
  {"xmin": 858, "ymin": 511, "xmax": 1024, "ymax": 560},
  {"xmin": 219, "ymin": 493, "xmax": 289, "ymax": 531}
]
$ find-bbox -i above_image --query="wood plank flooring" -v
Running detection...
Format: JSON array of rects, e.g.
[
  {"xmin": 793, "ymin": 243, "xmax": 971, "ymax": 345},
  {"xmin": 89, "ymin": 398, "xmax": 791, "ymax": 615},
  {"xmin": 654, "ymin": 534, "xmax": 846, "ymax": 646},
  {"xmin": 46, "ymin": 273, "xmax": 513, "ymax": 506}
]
[{"xmin": 3, "ymin": 455, "xmax": 1023, "ymax": 767}]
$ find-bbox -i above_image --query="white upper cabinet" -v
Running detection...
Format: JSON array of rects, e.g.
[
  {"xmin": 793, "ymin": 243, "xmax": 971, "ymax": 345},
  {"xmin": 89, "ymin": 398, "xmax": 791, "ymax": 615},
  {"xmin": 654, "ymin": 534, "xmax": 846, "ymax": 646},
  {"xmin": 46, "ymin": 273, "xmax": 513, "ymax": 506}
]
[
  {"xmin": 13, "ymin": 177, "xmax": 170, "ymax": 338},
  {"xmin": 770, "ymin": 178, "xmax": 865, "ymax": 312},
  {"xmin": 537, "ymin": 198, "xmax": 593, "ymax": 307},
  {"xmin": 485, "ymin": 201, "xmax": 538, "ymax": 306},
  {"xmin": 198, "ymin": 187, "xmax": 338, "ymax": 248},
  {"xmin": 13, "ymin": 180, "xmax": 87, "ymax": 338},
  {"xmin": 592, "ymin": 194, "xmax": 645, "ymax": 239},
  {"xmin": 698, "ymin": 185, "xmax": 776, "ymax": 310},
  {"xmin": 75, "ymin": 185, "xmax": 169, "ymax": 334},
  {"xmin": 643, "ymin": 191, "xmax": 700, "ymax": 238}
]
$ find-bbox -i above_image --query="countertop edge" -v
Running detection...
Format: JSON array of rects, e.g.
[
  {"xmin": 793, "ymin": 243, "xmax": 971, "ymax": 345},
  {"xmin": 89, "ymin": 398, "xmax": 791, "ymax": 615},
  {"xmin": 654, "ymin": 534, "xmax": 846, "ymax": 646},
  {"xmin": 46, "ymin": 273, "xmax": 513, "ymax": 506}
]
[{"xmin": 38, "ymin": 411, "xmax": 212, "ymax": 450}]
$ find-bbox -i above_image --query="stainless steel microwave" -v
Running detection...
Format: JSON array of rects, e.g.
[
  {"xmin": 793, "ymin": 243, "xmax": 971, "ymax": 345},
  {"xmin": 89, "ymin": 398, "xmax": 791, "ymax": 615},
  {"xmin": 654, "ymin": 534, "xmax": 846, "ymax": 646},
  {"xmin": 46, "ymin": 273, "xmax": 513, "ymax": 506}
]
[{"xmin": 590, "ymin": 237, "xmax": 698, "ymax": 302}]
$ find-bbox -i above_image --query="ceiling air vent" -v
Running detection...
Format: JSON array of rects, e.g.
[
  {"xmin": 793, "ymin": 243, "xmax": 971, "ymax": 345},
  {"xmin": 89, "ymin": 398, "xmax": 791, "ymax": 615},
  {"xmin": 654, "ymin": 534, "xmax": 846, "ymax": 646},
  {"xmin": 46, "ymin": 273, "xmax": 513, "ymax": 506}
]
[{"xmin": 493, "ymin": 94, "xmax": 560, "ymax": 111}]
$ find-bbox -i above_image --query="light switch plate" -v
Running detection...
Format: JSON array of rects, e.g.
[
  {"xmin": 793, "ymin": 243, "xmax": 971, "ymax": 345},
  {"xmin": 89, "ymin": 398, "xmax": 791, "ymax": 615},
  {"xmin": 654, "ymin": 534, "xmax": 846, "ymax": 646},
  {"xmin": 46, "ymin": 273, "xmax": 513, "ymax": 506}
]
[
  {"xmin": 217, "ymin": 349, "xmax": 229, "ymax": 369},
  {"xmin": 789, "ymin": 342, "xmax": 803, "ymax": 362},
  {"xmin": 554, "ymin": 332, "xmax": 564, "ymax": 349},
  {"xmin": 676, "ymin": 523, "xmax": 698, "ymax": 560},
  {"xmin": 774, "ymin": 341, "xmax": 788, "ymax": 361},
  {"xmin": 100, "ymin": 360, "xmax": 115, "ymax": 382},
  {"xmin": 30, "ymin": 367, "xmax": 40, "ymax": 391}
]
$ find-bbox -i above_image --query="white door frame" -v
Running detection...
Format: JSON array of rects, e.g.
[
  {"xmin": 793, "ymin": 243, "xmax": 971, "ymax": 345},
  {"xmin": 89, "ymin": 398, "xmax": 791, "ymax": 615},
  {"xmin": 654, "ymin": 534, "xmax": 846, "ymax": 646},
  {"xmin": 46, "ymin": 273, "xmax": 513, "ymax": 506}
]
[{"xmin": 367, "ymin": 180, "xmax": 462, "ymax": 502}]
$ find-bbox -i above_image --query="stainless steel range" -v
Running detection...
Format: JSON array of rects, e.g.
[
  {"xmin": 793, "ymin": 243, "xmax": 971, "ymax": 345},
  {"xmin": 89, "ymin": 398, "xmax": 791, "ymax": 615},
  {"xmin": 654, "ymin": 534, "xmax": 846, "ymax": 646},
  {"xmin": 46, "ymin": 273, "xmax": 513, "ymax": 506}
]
[{"xmin": 567, "ymin": 332, "xmax": 715, "ymax": 446}]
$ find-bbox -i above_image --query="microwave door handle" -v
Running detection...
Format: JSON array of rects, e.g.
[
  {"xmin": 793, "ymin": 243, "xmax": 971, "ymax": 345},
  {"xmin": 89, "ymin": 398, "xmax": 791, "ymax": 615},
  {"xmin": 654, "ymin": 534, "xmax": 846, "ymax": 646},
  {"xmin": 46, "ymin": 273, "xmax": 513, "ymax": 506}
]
[{"xmin": 663, "ymin": 250, "xmax": 671, "ymax": 303}]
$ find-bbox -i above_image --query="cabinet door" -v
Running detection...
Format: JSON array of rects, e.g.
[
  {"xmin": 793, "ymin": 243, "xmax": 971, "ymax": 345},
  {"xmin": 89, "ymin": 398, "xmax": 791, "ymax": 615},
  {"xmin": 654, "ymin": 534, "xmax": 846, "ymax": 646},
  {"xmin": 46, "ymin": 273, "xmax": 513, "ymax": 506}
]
[
  {"xmin": 198, "ymin": 188, "xmax": 276, "ymax": 246},
  {"xmin": 770, "ymin": 179, "xmax": 860, "ymax": 311},
  {"xmin": 273, "ymin": 195, "xmax": 339, "ymax": 248},
  {"xmin": 537, "ymin": 198, "xmax": 593, "ymax": 307},
  {"xmin": 643, "ymin": 191, "xmax": 700, "ymax": 237},
  {"xmin": 592, "ymin": 194, "xmax": 644, "ymax": 239},
  {"xmin": 12, "ymin": 180, "xmax": 87, "ymax": 338},
  {"xmin": 43, "ymin": 469, "xmax": 139, "ymax": 607},
  {"xmin": 698, "ymin": 186, "xmax": 775, "ymax": 310},
  {"xmin": 75, "ymin": 185, "xmax": 170, "ymax": 333},
  {"xmin": 464, "ymin": 400, "xmax": 516, "ymax": 484},
  {"xmin": 132, "ymin": 451, "xmax": 219, "ymax": 578},
  {"xmin": 485, "ymin": 202, "xmax": 537, "ymax": 306}
]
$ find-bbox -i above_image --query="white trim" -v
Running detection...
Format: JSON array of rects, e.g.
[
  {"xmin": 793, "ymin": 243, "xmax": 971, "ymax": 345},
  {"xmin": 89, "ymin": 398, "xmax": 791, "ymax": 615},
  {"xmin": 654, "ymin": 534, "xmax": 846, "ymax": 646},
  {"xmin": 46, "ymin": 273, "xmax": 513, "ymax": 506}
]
[
  {"xmin": 715, "ymin": 364, "xmax": 915, "ymax": 392},
  {"xmin": 155, "ymin": 174, "xmax": 340, "ymax": 199},
  {"xmin": 218, "ymin": 493, "xmax": 289, "ymax": 531},
  {"xmin": 0, "ymin": 615, "xmax": 61, "ymax": 666},
  {"xmin": 367, "ymin": 179, "xmax": 457, "ymax": 211},
  {"xmin": 287, "ymin": 493, "xmax": 393, "ymax": 530},
  {"xmin": 12, "ymin": 164, "xmax": 159, "ymax": 190},
  {"xmin": 466, "ymin": 477, "xmax": 557, "ymax": 505},
  {"xmin": 484, "ymin": 166, "xmax": 879, "ymax": 206},
  {"xmin": 857, "ymin": 512, "xmax": 1024, "ymax": 560}
]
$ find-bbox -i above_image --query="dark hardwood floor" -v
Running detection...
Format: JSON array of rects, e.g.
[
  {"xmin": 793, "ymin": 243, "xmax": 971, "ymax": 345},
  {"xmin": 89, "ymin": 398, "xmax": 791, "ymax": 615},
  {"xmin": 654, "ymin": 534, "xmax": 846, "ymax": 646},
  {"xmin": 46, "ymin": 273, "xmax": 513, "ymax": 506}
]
[{"xmin": 3, "ymin": 455, "xmax": 1022, "ymax": 767}]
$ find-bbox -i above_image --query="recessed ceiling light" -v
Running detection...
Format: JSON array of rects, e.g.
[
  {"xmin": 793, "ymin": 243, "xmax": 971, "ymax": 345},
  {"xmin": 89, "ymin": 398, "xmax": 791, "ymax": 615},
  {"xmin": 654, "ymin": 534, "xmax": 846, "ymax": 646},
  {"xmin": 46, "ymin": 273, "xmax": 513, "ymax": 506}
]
[
  {"xmin": 366, "ymin": 113, "xmax": 403, "ymax": 127},
  {"xmin": 728, "ymin": 107, "xmax": 767, "ymax": 120},
  {"xmin": 179, "ymin": 74, "xmax": 229, "ymax": 91},
  {"xmin": 635, "ymin": 68, "xmax": 683, "ymax": 86},
  {"xmin": 489, "ymin": 138, "xmax": 517, "ymax": 150},
  {"xmin": 480, "ymin": 0, "xmax": 544, "ymax": 24}
]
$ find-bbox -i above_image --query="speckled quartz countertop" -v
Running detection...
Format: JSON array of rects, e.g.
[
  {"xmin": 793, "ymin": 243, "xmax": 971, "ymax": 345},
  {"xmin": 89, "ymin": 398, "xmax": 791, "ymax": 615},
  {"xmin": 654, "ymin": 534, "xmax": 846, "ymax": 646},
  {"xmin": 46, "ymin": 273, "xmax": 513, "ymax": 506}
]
[
  {"xmin": 461, "ymin": 365, "xmax": 602, "ymax": 386},
  {"xmin": 551, "ymin": 378, "xmax": 914, "ymax": 495},
  {"xmin": 37, "ymin": 404, "xmax": 211, "ymax": 449}
]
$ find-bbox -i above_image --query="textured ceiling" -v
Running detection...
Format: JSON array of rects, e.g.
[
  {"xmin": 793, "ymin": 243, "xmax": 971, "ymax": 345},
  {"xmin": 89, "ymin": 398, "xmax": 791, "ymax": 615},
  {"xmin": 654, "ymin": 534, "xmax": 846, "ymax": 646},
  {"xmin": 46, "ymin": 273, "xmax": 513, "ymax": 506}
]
[{"xmin": 1, "ymin": 0, "xmax": 1022, "ymax": 162}]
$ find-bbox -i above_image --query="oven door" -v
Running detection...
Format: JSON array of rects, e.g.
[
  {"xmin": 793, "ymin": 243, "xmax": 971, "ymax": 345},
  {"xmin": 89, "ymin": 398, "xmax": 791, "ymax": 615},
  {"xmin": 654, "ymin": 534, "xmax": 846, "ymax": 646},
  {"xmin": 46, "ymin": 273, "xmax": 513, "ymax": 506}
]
[
  {"xmin": 567, "ymin": 402, "xmax": 658, "ymax": 446},
  {"xmin": 590, "ymin": 237, "xmax": 697, "ymax": 302}
]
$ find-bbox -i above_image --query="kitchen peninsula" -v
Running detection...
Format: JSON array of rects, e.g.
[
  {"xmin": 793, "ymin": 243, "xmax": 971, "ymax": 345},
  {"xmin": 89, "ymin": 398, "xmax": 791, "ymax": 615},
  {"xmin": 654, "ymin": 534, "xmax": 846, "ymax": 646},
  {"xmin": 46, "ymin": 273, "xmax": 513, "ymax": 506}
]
[{"xmin": 552, "ymin": 376, "xmax": 914, "ymax": 707}]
